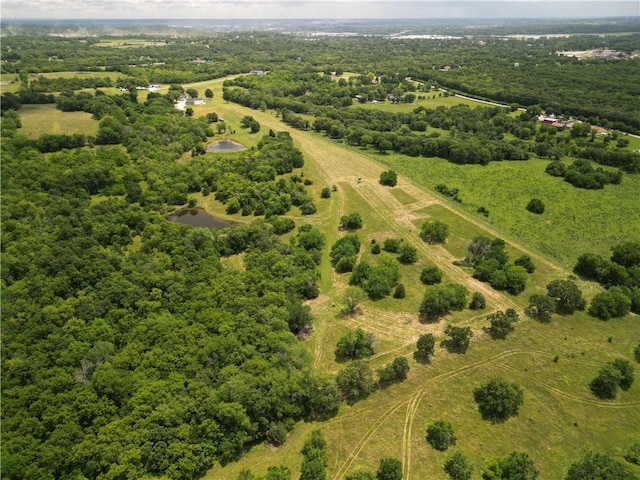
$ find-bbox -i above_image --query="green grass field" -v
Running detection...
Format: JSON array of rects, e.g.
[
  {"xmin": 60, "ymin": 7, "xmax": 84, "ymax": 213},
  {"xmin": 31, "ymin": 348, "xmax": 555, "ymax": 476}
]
[
  {"xmin": 17, "ymin": 104, "xmax": 99, "ymax": 138},
  {"xmin": 352, "ymin": 94, "xmax": 489, "ymax": 112},
  {"xmin": 191, "ymin": 85, "xmax": 640, "ymax": 480}
]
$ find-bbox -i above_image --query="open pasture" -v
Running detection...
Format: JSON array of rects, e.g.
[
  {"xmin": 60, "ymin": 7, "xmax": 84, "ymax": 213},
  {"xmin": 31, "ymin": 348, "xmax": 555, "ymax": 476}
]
[{"xmin": 17, "ymin": 103, "xmax": 99, "ymax": 138}]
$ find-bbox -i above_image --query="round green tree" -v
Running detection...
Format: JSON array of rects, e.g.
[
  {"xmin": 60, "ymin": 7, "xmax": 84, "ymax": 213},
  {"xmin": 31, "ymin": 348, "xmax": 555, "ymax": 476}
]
[{"xmin": 473, "ymin": 377, "xmax": 524, "ymax": 423}]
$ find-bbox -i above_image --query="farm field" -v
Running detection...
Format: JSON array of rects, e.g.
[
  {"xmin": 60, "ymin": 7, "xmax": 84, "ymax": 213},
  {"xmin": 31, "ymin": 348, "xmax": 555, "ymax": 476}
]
[
  {"xmin": 17, "ymin": 103, "xmax": 99, "ymax": 138},
  {"xmin": 190, "ymin": 80, "xmax": 640, "ymax": 479}
]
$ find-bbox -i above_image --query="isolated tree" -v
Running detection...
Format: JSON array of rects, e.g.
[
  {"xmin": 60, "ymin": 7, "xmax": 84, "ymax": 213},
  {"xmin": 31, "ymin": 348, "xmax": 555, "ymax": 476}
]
[
  {"xmin": 421, "ymin": 265, "xmax": 443, "ymax": 285},
  {"xmin": 204, "ymin": 88, "xmax": 214, "ymax": 99},
  {"xmin": 321, "ymin": 187, "xmax": 331, "ymax": 198},
  {"xmin": 546, "ymin": 279, "xmax": 586, "ymax": 314},
  {"xmin": 185, "ymin": 107, "xmax": 194, "ymax": 117},
  {"xmin": 483, "ymin": 451, "xmax": 538, "ymax": 480},
  {"xmin": 376, "ymin": 458, "xmax": 402, "ymax": 480},
  {"xmin": 416, "ymin": 333, "xmax": 436, "ymax": 362},
  {"xmin": 485, "ymin": 309, "xmax": 519, "ymax": 340},
  {"xmin": 421, "ymin": 220, "xmax": 449, "ymax": 244},
  {"xmin": 426, "ymin": 420, "xmax": 456, "ymax": 451},
  {"xmin": 444, "ymin": 452, "xmax": 473, "ymax": 480},
  {"xmin": 206, "ymin": 112, "xmax": 219, "ymax": 123},
  {"xmin": 525, "ymin": 294, "xmax": 556, "ymax": 322},
  {"xmin": 526, "ymin": 198, "xmax": 545, "ymax": 214},
  {"xmin": 185, "ymin": 88, "xmax": 199, "ymax": 98},
  {"xmin": 469, "ymin": 292, "xmax": 486, "ymax": 310},
  {"xmin": 379, "ymin": 170, "xmax": 398, "ymax": 187},
  {"xmin": 442, "ymin": 325, "xmax": 473, "ymax": 354},
  {"xmin": 565, "ymin": 452, "xmax": 637, "ymax": 480},
  {"xmin": 473, "ymin": 377, "xmax": 524, "ymax": 422},
  {"xmin": 336, "ymin": 361, "xmax": 375, "ymax": 403},
  {"xmin": 343, "ymin": 287, "xmax": 365, "ymax": 315}
]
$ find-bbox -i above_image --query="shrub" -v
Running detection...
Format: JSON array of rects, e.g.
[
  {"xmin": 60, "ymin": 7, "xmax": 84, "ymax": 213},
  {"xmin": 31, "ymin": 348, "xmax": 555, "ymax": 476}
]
[
  {"xmin": 425, "ymin": 420, "xmax": 456, "ymax": 451},
  {"xmin": 420, "ymin": 266, "xmax": 443, "ymax": 285},
  {"xmin": 526, "ymin": 198, "xmax": 545, "ymax": 214},
  {"xmin": 469, "ymin": 292, "xmax": 486, "ymax": 310},
  {"xmin": 379, "ymin": 170, "xmax": 398, "ymax": 187},
  {"xmin": 420, "ymin": 220, "xmax": 448, "ymax": 244}
]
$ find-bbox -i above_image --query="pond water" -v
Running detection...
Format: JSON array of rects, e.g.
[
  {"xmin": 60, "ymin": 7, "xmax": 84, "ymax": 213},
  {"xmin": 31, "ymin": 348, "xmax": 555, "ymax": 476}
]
[
  {"xmin": 168, "ymin": 209, "xmax": 233, "ymax": 229},
  {"xmin": 207, "ymin": 139, "xmax": 247, "ymax": 152}
]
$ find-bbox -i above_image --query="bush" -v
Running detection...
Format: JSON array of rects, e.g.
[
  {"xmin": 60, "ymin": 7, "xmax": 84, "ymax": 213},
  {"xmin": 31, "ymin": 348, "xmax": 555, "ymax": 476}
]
[
  {"xmin": 425, "ymin": 420, "xmax": 456, "ymax": 451},
  {"xmin": 484, "ymin": 308, "xmax": 519, "ymax": 340},
  {"xmin": 526, "ymin": 198, "xmax": 545, "ymax": 214},
  {"xmin": 588, "ymin": 287, "xmax": 631, "ymax": 320},
  {"xmin": 566, "ymin": 452, "xmax": 637, "ymax": 480},
  {"xmin": 321, "ymin": 187, "xmax": 331, "ymax": 198},
  {"xmin": 383, "ymin": 238, "xmax": 401, "ymax": 253},
  {"xmin": 397, "ymin": 244, "xmax": 418, "ymax": 264},
  {"xmin": 393, "ymin": 283, "xmax": 406, "ymax": 299},
  {"xmin": 420, "ymin": 265, "xmax": 443, "ymax": 285},
  {"xmin": 469, "ymin": 292, "xmax": 486, "ymax": 310},
  {"xmin": 483, "ymin": 452, "xmax": 538, "ymax": 480},
  {"xmin": 371, "ymin": 243, "xmax": 381, "ymax": 254},
  {"xmin": 525, "ymin": 294, "xmax": 556, "ymax": 322},
  {"xmin": 589, "ymin": 364, "xmax": 622, "ymax": 399},
  {"xmin": 514, "ymin": 255, "xmax": 535, "ymax": 273}
]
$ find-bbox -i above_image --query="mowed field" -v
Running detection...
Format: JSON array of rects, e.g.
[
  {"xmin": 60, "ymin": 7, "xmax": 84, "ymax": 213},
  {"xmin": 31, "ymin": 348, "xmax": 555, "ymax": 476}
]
[
  {"xmin": 182, "ymin": 79, "xmax": 640, "ymax": 479},
  {"xmin": 17, "ymin": 104, "xmax": 99, "ymax": 138},
  {"xmin": 9, "ymin": 74, "xmax": 639, "ymax": 479}
]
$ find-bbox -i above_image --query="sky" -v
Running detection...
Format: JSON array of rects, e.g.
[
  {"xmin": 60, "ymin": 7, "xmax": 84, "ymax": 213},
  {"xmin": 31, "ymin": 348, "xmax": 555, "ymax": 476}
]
[{"xmin": 2, "ymin": 0, "xmax": 639, "ymax": 20}]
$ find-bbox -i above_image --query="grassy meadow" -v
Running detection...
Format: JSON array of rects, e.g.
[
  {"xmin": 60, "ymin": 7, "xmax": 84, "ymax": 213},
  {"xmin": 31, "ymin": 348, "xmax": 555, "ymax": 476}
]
[{"xmin": 17, "ymin": 104, "xmax": 99, "ymax": 138}]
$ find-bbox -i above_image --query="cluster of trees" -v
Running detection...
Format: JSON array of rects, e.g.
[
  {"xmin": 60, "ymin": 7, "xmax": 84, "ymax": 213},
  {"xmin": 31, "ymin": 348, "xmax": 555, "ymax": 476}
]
[
  {"xmin": 350, "ymin": 255, "xmax": 401, "ymax": 299},
  {"xmin": 330, "ymin": 234, "xmax": 361, "ymax": 273},
  {"xmin": 461, "ymin": 236, "xmax": 533, "ymax": 295},
  {"xmin": 240, "ymin": 115, "xmax": 260, "ymax": 133},
  {"xmin": 546, "ymin": 159, "xmax": 623, "ymax": 189},
  {"xmin": 419, "ymin": 284, "xmax": 468, "ymax": 322},
  {"xmin": 335, "ymin": 355, "xmax": 410, "ymax": 405},
  {"xmin": 525, "ymin": 279, "xmax": 586, "ymax": 324},
  {"xmin": 574, "ymin": 241, "xmax": 640, "ymax": 320},
  {"xmin": 28, "ymin": 74, "xmax": 114, "ymax": 92}
]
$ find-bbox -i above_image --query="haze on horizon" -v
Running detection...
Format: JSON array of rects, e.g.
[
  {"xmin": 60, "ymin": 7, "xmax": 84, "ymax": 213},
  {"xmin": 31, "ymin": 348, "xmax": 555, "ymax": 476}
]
[{"xmin": 2, "ymin": 0, "xmax": 639, "ymax": 21}]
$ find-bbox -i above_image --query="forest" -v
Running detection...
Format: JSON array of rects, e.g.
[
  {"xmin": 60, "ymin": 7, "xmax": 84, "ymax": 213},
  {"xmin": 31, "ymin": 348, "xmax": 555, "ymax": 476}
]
[{"xmin": 2, "ymin": 19, "xmax": 640, "ymax": 480}]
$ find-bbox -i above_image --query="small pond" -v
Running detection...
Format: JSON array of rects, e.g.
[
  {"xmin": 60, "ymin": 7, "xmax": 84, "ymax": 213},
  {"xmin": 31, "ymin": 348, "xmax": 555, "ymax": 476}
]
[
  {"xmin": 207, "ymin": 139, "xmax": 247, "ymax": 153},
  {"xmin": 168, "ymin": 209, "xmax": 233, "ymax": 229}
]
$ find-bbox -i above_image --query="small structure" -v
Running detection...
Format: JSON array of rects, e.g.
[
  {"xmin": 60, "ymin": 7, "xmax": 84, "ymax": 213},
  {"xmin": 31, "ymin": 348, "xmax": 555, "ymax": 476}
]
[
  {"xmin": 148, "ymin": 83, "xmax": 161, "ymax": 91},
  {"xmin": 185, "ymin": 98, "xmax": 205, "ymax": 106}
]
